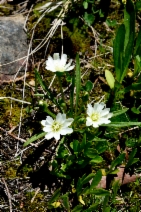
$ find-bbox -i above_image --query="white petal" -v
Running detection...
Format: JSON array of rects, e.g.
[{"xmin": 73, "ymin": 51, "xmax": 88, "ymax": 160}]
[
  {"xmin": 60, "ymin": 127, "xmax": 73, "ymax": 135},
  {"xmin": 86, "ymin": 117, "xmax": 93, "ymax": 126},
  {"xmin": 64, "ymin": 60, "xmax": 72, "ymax": 68},
  {"xmin": 46, "ymin": 55, "xmax": 53, "ymax": 63},
  {"xmin": 46, "ymin": 116, "xmax": 54, "ymax": 124},
  {"xmin": 41, "ymin": 120, "xmax": 47, "ymax": 126},
  {"xmin": 53, "ymin": 132, "xmax": 61, "ymax": 140},
  {"xmin": 92, "ymin": 123, "xmax": 99, "ymax": 128},
  {"xmin": 105, "ymin": 113, "xmax": 113, "ymax": 119},
  {"xmin": 87, "ymin": 104, "xmax": 94, "ymax": 116},
  {"xmin": 53, "ymin": 53, "xmax": 60, "ymax": 60},
  {"xmin": 63, "ymin": 118, "xmax": 74, "ymax": 127},
  {"xmin": 100, "ymin": 108, "xmax": 110, "ymax": 117},
  {"xmin": 45, "ymin": 65, "xmax": 56, "ymax": 72},
  {"xmin": 56, "ymin": 113, "xmax": 64, "ymax": 123},
  {"xmin": 43, "ymin": 125, "xmax": 52, "ymax": 132},
  {"xmin": 45, "ymin": 132, "xmax": 54, "ymax": 140},
  {"xmin": 94, "ymin": 103, "xmax": 105, "ymax": 112},
  {"xmin": 98, "ymin": 118, "xmax": 111, "ymax": 124},
  {"xmin": 65, "ymin": 65, "xmax": 75, "ymax": 71},
  {"xmin": 61, "ymin": 54, "xmax": 67, "ymax": 66}
]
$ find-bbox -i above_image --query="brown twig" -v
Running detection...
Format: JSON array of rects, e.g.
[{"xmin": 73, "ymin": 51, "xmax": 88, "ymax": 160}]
[
  {"xmin": 31, "ymin": 188, "xmax": 40, "ymax": 203},
  {"xmin": 0, "ymin": 127, "xmax": 26, "ymax": 142},
  {"xmin": 1, "ymin": 178, "xmax": 12, "ymax": 212}
]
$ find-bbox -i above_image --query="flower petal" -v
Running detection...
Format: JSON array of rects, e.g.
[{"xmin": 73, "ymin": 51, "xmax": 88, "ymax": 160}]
[
  {"xmin": 100, "ymin": 108, "xmax": 110, "ymax": 117},
  {"xmin": 86, "ymin": 117, "xmax": 93, "ymax": 126},
  {"xmin": 62, "ymin": 118, "xmax": 74, "ymax": 127},
  {"xmin": 46, "ymin": 56, "xmax": 54, "ymax": 65},
  {"xmin": 53, "ymin": 132, "xmax": 61, "ymax": 140},
  {"xmin": 43, "ymin": 125, "xmax": 52, "ymax": 132},
  {"xmin": 92, "ymin": 123, "xmax": 99, "ymax": 128},
  {"xmin": 53, "ymin": 53, "xmax": 60, "ymax": 60},
  {"xmin": 45, "ymin": 132, "xmax": 54, "ymax": 140},
  {"xmin": 65, "ymin": 65, "xmax": 75, "ymax": 71},
  {"xmin": 46, "ymin": 116, "xmax": 54, "ymax": 124},
  {"xmin": 56, "ymin": 113, "xmax": 65, "ymax": 123},
  {"xmin": 105, "ymin": 113, "xmax": 113, "ymax": 119},
  {"xmin": 41, "ymin": 120, "xmax": 47, "ymax": 126},
  {"xmin": 61, "ymin": 54, "xmax": 67, "ymax": 66},
  {"xmin": 87, "ymin": 104, "xmax": 94, "ymax": 116},
  {"xmin": 60, "ymin": 127, "xmax": 73, "ymax": 135},
  {"xmin": 94, "ymin": 103, "xmax": 105, "ymax": 112}
]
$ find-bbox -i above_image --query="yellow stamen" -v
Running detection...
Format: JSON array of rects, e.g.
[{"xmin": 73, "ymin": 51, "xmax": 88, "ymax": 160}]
[
  {"xmin": 52, "ymin": 121, "xmax": 62, "ymax": 132},
  {"xmin": 91, "ymin": 113, "xmax": 99, "ymax": 121}
]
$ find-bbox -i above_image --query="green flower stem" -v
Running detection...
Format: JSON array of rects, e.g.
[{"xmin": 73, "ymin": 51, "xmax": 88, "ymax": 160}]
[
  {"xmin": 57, "ymin": 75, "xmax": 65, "ymax": 103},
  {"xmin": 39, "ymin": 101, "xmax": 56, "ymax": 118}
]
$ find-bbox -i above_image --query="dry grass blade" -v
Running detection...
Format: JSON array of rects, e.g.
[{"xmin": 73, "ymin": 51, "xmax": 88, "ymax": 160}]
[{"xmin": 1, "ymin": 178, "xmax": 12, "ymax": 212}]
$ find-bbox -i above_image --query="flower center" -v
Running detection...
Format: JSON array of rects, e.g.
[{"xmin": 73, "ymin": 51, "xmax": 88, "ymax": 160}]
[
  {"xmin": 55, "ymin": 61, "xmax": 64, "ymax": 72},
  {"xmin": 52, "ymin": 121, "xmax": 62, "ymax": 132},
  {"xmin": 91, "ymin": 113, "xmax": 99, "ymax": 121}
]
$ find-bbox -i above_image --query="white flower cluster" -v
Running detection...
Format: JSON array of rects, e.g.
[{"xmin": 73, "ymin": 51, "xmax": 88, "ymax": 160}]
[
  {"xmin": 43, "ymin": 53, "xmax": 113, "ymax": 140},
  {"xmin": 41, "ymin": 103, "xmax": 112, "ymax": 140}
]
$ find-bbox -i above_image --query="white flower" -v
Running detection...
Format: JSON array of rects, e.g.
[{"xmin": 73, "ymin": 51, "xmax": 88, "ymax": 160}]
[
  {"xmin": 45, "ymin": 53, "xmax": 75, "ymax": 72},
  {"xmin": 86, "ymin": 103, "xmax": 113, "ymax": 128},
  {"xmin": 41, "ymin": 113, "xmax": 74, "ymax": 140}
]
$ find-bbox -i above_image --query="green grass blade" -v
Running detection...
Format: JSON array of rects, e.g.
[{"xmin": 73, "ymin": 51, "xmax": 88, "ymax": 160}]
[
  {"xmin": 112, "ymin": 108, "xmax": 129, "ymax": 117},
  {"xmin": 23, "ymin": 132, "xmax": 46, "ymax": 147},
  {"xmin": 70, "ymin": 70, "xmax": 75, "ymax": 116},
  {"xmin": 113, "ymin": 24, "xmax": 125, "ymax": 82},
  {"xmin": 124, "ymin": 0, "xmax": 135, "ymax": 51},
  {"xmin": 75, "ymin": 53, "xmax": 81, "ymax": 115},
  {"xmin": 121, "ymin": 0, "xmax": 135, "ymax": 82},
  {"xmin": 103, "ymin": 122, "xmax": 141, "ymax": 127},
  {"xmin": 134, "ymin": 26, "xmax": 141, "ymax": 56}
]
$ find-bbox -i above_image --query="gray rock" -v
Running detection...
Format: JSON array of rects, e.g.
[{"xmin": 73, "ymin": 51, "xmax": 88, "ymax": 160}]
[{"xmin": 0, "ymin": 15, "xmax": 28, "ymax": 82}]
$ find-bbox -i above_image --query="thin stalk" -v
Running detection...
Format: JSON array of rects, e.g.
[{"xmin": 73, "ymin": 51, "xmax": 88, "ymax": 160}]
[{"xmin": 58, "ymin": 76, "xmax": 65, "ymax": 102}]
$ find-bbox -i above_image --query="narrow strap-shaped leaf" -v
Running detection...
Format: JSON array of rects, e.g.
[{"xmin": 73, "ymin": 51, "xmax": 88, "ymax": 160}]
[
  {"xmin": 103, "ymin": 122, "xmax": 141, "ymax": 127},
  {"xmin": 75, "ymin": 53, "xmax": 81, "ymax": 115},
  {"xmin": 134, "ymin": 26, "xmax": 141, "ymax": 56},
  {"xmin": 48, "ymin": 188, "xmax": 61, "ymax": 204},
  {"xmin": 112, "ymin": 108, "xmax": 129, "ymax": 117},
  {"xmin": 124, "ymin": 0, "xmax": 135, "ymax": 51},
  {"xmin": 113, "ymin": 24, "xmax": 125, "ymax": 82},
  {"xmin": 90, "ymin": 170, "xmax": 102, "ymax": 189},
  {"xmin": 109, "ymin": 153, "xmax": 125, "ymax": 172},
  {"xmin": 121, "ymin": 0, "xmax": 135, "ymax": 82},
  {"xmin": 123, "ymin": 82, "xmax": 141, "ymax": 93},
  {"xmin": 70, "ymin": 70, "xmax": 75, "ymax": 116},
  {"xmin": 126, "ymin": 148, "xmax": 137, "ymax": 168},
  {"xmin": 23, "ymin": 132, "xmax": 46, "ymax": 147},
  {"xmin": 121, "ymin": 31, "xmax": 134, "ymax": 82}
]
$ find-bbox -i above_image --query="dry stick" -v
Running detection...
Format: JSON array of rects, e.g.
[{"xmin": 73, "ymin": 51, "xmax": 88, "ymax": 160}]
[
  {"xmin": 15, "ymin": 28, "xmax": 34, "ymax": 156},
  {"xmin": 0, "ymin": 97, "xmax": 31, "ymax": 105},
  {"xmin": 1, "ymin": 178, "xmax": 12, "ymax": 212},
  {"xmin": 23, "ymin": 4, "xmax": 33, "ymax": 32},
  {"xmin": 14, "ymin": 138, "xmax": 46, "ymax": 158},
  {"xmin": 31, "ymin": 188, "xmax": 40, "ymax": 203},
  {"xmin": 0, "ymin": 127, "xmax": 26, "ymax": 142}
]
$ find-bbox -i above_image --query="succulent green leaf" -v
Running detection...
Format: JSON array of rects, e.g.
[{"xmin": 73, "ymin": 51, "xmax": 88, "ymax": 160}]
[{"xmin": 105, "ymin": 69, "xmax": 115, "ymax": 89}]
